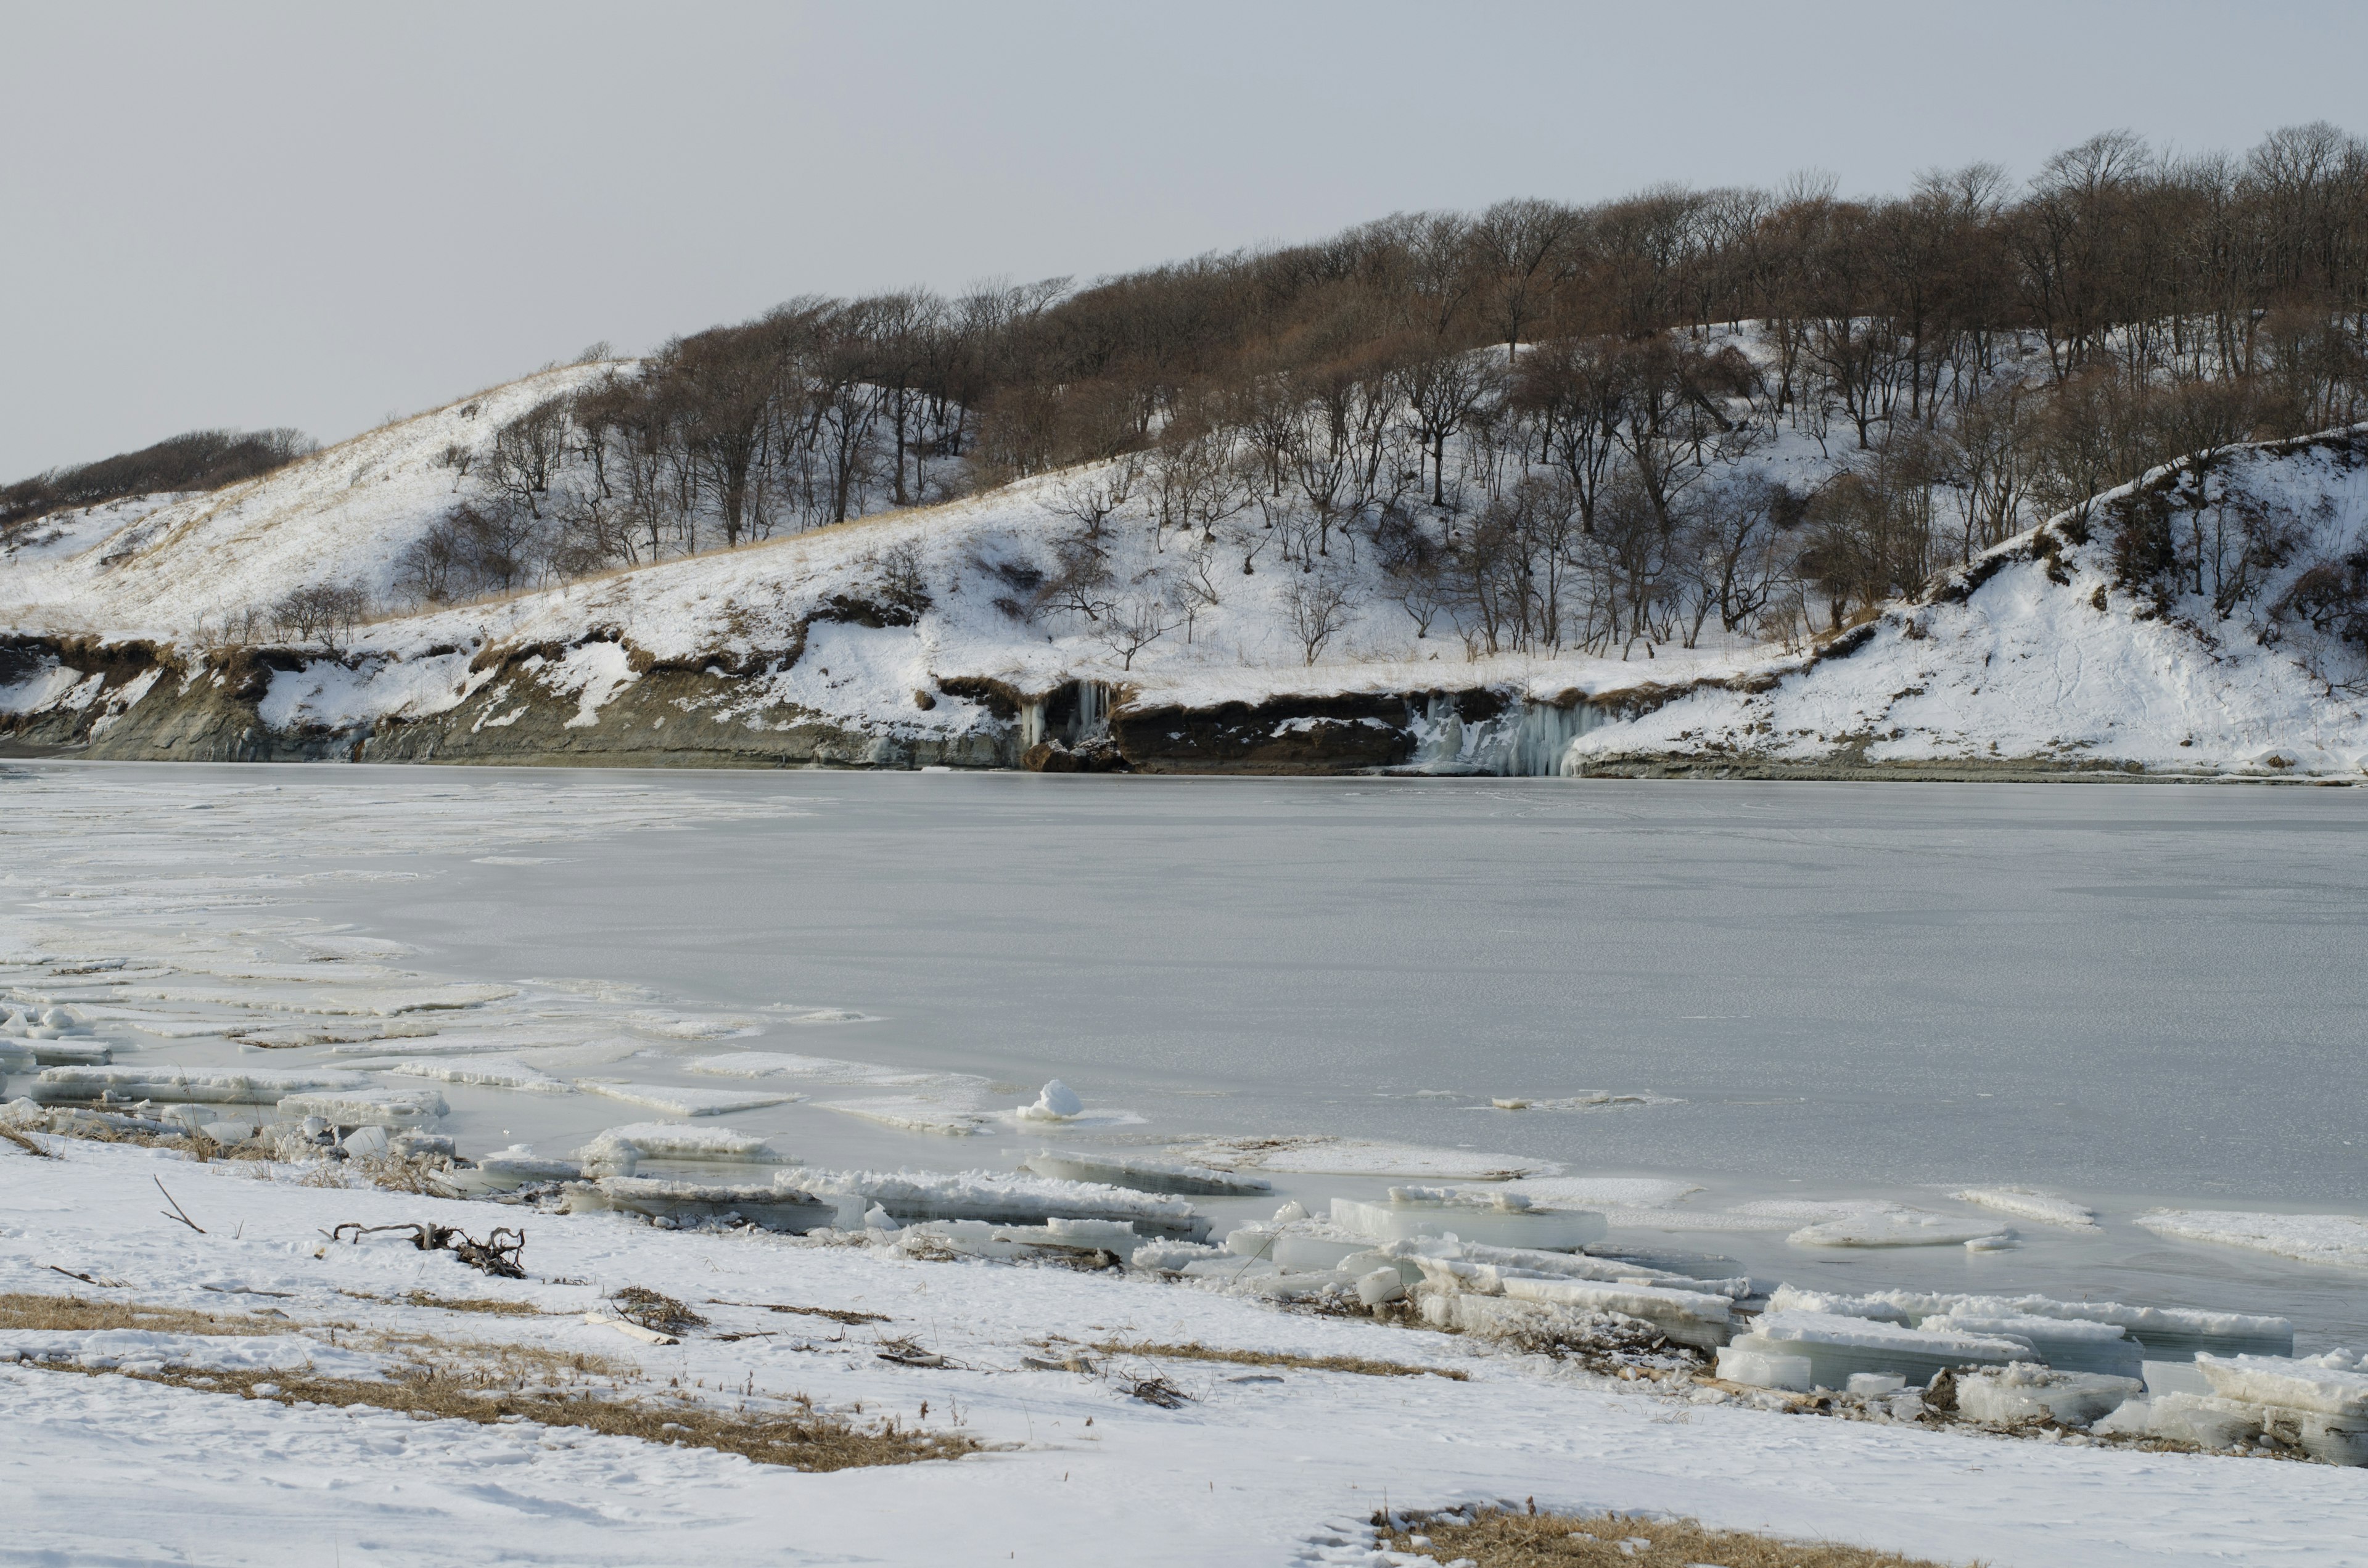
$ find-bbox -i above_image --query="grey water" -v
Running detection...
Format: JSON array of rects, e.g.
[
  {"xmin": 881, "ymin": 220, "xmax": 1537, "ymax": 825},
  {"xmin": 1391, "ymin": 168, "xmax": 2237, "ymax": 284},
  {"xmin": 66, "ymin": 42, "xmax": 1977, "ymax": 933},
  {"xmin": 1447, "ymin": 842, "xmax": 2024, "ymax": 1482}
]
[
  {"xmin": 346, "ymin": 770, "xmax": 2368, "ymax": 1343},
  {"xmin": 18, "ymin": 764, "xmax": 2368, "ymax": 1342}
]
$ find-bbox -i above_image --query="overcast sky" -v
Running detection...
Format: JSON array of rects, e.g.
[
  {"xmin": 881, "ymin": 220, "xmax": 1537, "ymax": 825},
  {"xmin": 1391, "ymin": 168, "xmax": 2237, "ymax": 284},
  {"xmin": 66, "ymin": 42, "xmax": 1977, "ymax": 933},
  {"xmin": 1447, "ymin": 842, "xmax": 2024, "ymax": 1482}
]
[{"xmin": 4, "ymin": 0, "xmax": 2364, "ymax": 480}]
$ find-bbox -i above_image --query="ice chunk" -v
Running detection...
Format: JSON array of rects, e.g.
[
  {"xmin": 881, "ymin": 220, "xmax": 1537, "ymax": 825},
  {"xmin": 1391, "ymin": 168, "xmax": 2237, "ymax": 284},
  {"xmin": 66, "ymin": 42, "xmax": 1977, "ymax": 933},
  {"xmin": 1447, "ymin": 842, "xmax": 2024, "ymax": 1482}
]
[
  {"xmin": 1957, "ymin": 1364, "xmax": 2145, "ymax": 1427},
  {"xmin": 1493, "ymin": 1176, "xmax": 1703, "ymax": 1211},
  {"xmin": 561, "ymin": 1175, "xmax": 835, "ymax": 1233},
  {"xmin": 799, "ymin": 1167, "xmax": 1209, "ymax": 1240},
  {"xmin": 30, "ymin": 1064, "xmax": 369, "ymax": 1105},
  {"xmin": 575, "ymin": 1080, "xmax": 796, "ymax": 1117},
  {"xmin": 1022, "ymin": 1149, "xmax": 1272, "ymax": 1196},
  {"xmin": 2195, "ymin": 1353, "xmax": 2368, "ymax": 1418},
  {"xmin": 1130, "ymin": 1239, "xmax": 1228, "ymax": 1271},
  {"xmin": 1769, "ymin": 1201, "xmax": 2010, "ymax": 1249},
  {"xmin": 1921, "ymin": 1313, "xmax": 2142, "ymax": 1380},
  {"xmin": 436, "ymin": 1147, "xmax": 585, "ymax": 1194},
  {"xmin": 817, "ymin": 1096, "xmax": 984, "ymax": 1136},
  {"xmin": 1716, "ymin": 1344, "xmax": 1813, "ymax": 1391},
  {"xmin": 1493, "ymin": 1276, "xmax": 1732, "ymax": 1349},
  {"xmin": 1766, "ymin": 1286, "xmax": 2294, "ymax": 1359},
  {"xmin": 1846, "ymin": 1373, "xmax": 1906, "ymax": 1395},
  {"xmin": 1357, "ymin": 1267, "xmax": 1407, "ymax": 1307},
  {"xmin": 382, "ymin": 1056, "xmax": 575, "ymax": 1094},
  {"xmin": 339, "ymin": 1125, "xmax": 390, "ymax": 1158},
  {"xmin": 1381, "ymin": 1236, "xmax": 1749, "ymax": 1299},
  {"xmin": 1949, "ymin": 1186, "xmax": 2100, "ymax": 1229},
  {"xmin": 2137, "ymin": 1209, "xmax": 2368, "ymax": 1270},
  {"xmin": 1015, "ymin": 1080, "xmax": 1083, "ymax": 1122},
  {"xmin": 688, "ymin": 1051, "xmax": 940, "ymax": 1086},
  {"xmin": 1482, "ymin": 1090, "xmax": 1680, "ymax": 1112},
  {"xmin": 1739, "ymin": 1311, "xmax": 2025, "ymax": 1387},
  {"xmin": 1330, "ymin": 1191, "xmax": 1606, "ymax": 1252},
  {"xmin": 1168, "ymin": 1133, "xmax": 1559, "ymax": 1180},
  {"xmin": 276, "ymin": 1085, "xmax": 448, "ymax": 1127},
  {"xmin": 574, "ymin": 1122, "xmax": 791, "ymax": 1170}
]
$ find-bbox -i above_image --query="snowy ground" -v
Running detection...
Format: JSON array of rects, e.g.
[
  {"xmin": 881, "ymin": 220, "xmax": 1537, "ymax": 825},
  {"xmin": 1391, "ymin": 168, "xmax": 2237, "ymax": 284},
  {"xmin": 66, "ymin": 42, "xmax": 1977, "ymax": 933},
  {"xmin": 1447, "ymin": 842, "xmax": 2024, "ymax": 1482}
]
[{"xmin": 6, "ymin": 1139, "xmax": 2365, "ymax": 1568}]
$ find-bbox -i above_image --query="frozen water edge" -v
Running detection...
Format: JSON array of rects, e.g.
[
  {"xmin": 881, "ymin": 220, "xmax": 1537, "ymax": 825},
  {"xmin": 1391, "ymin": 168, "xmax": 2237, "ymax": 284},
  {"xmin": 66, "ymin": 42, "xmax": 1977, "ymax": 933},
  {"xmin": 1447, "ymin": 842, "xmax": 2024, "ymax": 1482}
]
[
  {"xmin": 3, "ymin": 763, "xmax": 2367, "ymax": 1348},
  {"xmin": 5, "ymin": 1141, "xmax": 2368, "ymax": 1568}
]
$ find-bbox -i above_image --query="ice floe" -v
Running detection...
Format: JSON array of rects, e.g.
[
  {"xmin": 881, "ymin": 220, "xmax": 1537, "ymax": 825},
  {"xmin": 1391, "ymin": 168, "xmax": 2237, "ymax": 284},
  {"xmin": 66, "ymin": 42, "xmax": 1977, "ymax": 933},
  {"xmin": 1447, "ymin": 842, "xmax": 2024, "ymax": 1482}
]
[
  {"xmin": 1167, "ymin": 1134, "xmax": 1560, "ymax": 1181},
  {"xmin": 2136, "ymin": 1210, "xmax": 2368, "ymax": 1270},
  {"xmin": 382, "ymin": 1056, "xmax": 575, "ymax": 1094},
  {"xmin": 818, "ymin": 1096, "xmax": 985, "ymax": 1136},
  {"xmin": 575, "ymin": 1080, "xmax": 798, "ymax": 1117},
  {"xmin": 1019, "ymin": 1149, "xmax": 1272, "ymax": 1196},
  {"xmin": 1949, "ymin": 1187, "xmax": 2100, "ymax": 1229}
]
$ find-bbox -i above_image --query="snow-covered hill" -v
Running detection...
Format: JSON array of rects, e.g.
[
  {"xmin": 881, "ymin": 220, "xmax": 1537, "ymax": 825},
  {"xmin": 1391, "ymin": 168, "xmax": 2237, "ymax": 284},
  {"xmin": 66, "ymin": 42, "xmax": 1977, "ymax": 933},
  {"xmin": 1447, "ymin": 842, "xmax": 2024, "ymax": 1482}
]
[
  {"xmin": 4, "ymin": 348, "xmax": 2365, "ymax": 779},
  {"xmin": 1570, "ymin": 429, "xmax": 2368, "ymax": 779}
]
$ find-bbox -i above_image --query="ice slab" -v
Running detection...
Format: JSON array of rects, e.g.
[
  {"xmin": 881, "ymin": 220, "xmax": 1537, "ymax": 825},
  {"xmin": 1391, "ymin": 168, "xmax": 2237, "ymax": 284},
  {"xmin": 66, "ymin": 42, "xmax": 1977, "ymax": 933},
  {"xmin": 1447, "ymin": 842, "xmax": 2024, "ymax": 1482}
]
[
  {"xmin": 382, "ymin": 1057, "xmax": 575, "ymax": 1094},
  {"xmin": 1381, "ymin": 1236, "xmax": 1749, "ymax": 1298},
  {"xmin": 1492, "ymin": 1176, "xmax": 1703, "ymax": 1211},
  {"xmin": 1956, "ymin": 1365, "xmax": 2143, "ymax": 1427},
  {"xmin": 1949, "ymin": 1186, "xmax": 2100, "ymax": 1229},
  {"xmin": 29, "ymin": 1064, "xmax": 371, "ymax": 1105},
  {"xmin": 1330, "ymin": 1191, "xmax": 1606, "ymax": 1251},
  {"xmin": 561, "ymin": 1175, "xmax": 835, "ymax": 1233},
  {"xmin": 1167, "ymin": 1134, "xmax": 1560, "ymax": 1181},
  {"xmin": 1751, "ymin": 1200, "xmax": 2010, "ymax": 1249},
  {"xmin": 1922, "ymin": 1313, "xmax": 2142, "ymax": 1380},
  {"xmin": 1481, "ymin": 1091, "xmax": 1681, "ymax": 1111},
  {"xmin": 2137, "ymin": 1209, "xmax": 2368, "ymax": 1270},
  {"xmin": 688, "ymin": 1051, "xmax": 939, "ymax": 1086},
  {"xmin": 575, "ymin": 1080, "xmax": 797, "ymax": 1117},
  {"xmin": 574, "ymin": 1122, "xmax": 791, "ymax": 1169},
  {"xmin": 239, "ymin": 1019, "xmax": 442, "ymax": 1049},
  {"xmin": 1716, "ymin": 1344, "xmax": 1813, "ymax": 1391},
  {"xmin": 1021, "ymin": 1150, "xmax": 1272, "ymax": 1196},
  {"xmin": 276, "ymin": 1085, "xmax": 448, "ymax": 1127},
  {"xmin": 817, "ymin": 1096, "xmax": 985, "ymax": 1136},
  {"xmin": 92, "ymin": 982, "xmax": 517, "ymax": 1015},
  {"xmin": 2196, "ymin": 1352, "xmax": 2368, "ymax": 1418},
  {"xmin": 802, "ymin": 1168, "xmax": 1208, "ymax": 1240},
  {"xmin": 1766, "ymin": 1286, "xmax": 2294, "ymax": 1360},
  {"xmin": 1741, "ymin": 1311, "xmax": 2026, "ymax": 1387}
]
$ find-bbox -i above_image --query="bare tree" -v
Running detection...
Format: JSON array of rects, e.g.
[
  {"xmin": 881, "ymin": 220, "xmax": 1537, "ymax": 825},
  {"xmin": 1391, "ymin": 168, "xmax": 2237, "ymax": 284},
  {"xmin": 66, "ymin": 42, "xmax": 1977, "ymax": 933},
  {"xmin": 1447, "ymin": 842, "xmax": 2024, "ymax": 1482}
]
[
  {"xmin": 1096, "ymin": 596, "xmax": 1175, "ymax": 669},
  {"xmin": 1285, "ymin": 575, "xmax": 1354, "ymax": 665}
]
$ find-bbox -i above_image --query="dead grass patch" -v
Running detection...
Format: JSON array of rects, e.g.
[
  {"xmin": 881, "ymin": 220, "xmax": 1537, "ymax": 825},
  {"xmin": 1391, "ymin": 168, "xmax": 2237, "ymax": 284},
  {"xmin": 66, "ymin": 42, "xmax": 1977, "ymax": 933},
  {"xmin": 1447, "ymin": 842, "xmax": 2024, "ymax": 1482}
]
[
  {"xmin": 0, "ymin": 1292, "xmax": 281, "ymax": 1337},
  {"xmin": 1379, "ymin": 1508, "xmax": 1973, "ymax": 1567},
  {"xmin": 0, "ymin": 1125, "xmax": 52, "ymax": 1157},
  {"xmin": 705, "ymin": 1297, "xmax": 890, "ymax": 1326},
  {"xmin": 338, "ymin": 1289, "xmax": 549, "ymax": 1317},
  {"xmin": 37, "ymin": 1358, "xmax": 976, "ymax": 1472},
  {"xmin": 1093, "ymin": 1340, "xmax": 1469, "ymax": 1381},
  {"xmin": 610, "ymin": 1287, "xmax": 706, "ymax": 1336}
]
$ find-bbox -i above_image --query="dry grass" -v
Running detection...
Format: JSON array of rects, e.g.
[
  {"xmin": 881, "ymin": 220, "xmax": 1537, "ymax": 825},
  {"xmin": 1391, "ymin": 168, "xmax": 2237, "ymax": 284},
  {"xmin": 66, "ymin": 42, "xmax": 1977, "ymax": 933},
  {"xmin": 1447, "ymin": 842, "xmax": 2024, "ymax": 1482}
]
[
  {"xmin": 0, "ymin": 1292, "xmax": 282, "ymax": 1336},
  {"xmin": 0, "ymin": 1125, "xmax": 52, "ymax": 1157},
  {"xmin": 338, "ymin": 1289, "xmax": 549, "ymax": 1317},
  {"xmin": 1378, "ymin": 1508, "xmax": 1975, "ymax": 1567},
  {"xmin": 610, "ymin": 1287, "xmax": 706, "ymax": 1336},
  {"xmin": 1093, "ymin": 1340, "xmax": 1470, "ymax": 1381},
  {"xmin": 43, "ymin": 1357, "xmax": 976, "ymax": 1472},
  {"xmin": 705, "ymin": 1298, "xmax": 890, "ymax": 1326}
]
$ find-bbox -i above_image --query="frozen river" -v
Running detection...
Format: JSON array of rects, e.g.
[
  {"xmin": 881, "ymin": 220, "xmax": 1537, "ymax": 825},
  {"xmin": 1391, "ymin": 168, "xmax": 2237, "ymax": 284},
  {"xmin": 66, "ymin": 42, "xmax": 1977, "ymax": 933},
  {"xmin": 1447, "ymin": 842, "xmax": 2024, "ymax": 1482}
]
[{"xmin": 5, "ymin": 763, "xmax": 2364, "ymax": 1342}]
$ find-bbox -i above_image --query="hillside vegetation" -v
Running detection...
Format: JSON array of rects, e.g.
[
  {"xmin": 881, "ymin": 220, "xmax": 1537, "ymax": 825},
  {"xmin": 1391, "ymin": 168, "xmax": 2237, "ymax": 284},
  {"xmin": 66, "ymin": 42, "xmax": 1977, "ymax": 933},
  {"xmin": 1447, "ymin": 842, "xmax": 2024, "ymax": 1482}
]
[{"xmin": 4, "ymin": 125, "xmax": 2367, "ymax": 777}]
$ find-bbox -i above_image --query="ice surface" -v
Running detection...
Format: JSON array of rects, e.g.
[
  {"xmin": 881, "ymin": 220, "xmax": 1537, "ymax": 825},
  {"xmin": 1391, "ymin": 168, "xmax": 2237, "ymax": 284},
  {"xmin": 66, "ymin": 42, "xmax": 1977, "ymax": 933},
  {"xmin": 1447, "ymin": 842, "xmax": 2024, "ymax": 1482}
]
[
  {"xmin": 688, "ymin": 1051, "xmax": 939, "ymax": 1085},
  {"xmin": 1492, "ymin": 1176, "xmax": 1703, "ymax": 1210},
  {"xmin": 1921, "ymin": 1314, "xmax": 2142, "ymax": 1380},
  {"xmin": 575, "ymin": 1080, "xmax": 797, "ymax": 1117},
  {"xmin": 1716, "ymin": 1344, "xmax": 1814, "ymax": 1391},
  {"xmin": 562, "ymin": 1176, "xmax": 836, "ymax": 1233},
  {"xmin": 1949, "ymin": 1188, "xmax": 2100, "ymax": 1229},
  {"xmin": 1735, "ymin": 1313, "xmax": 2024, "ymax": 1389},
  {"xmin": 2137, "ymin": 1210, "xmax": 2368, "ymax": 1270}
]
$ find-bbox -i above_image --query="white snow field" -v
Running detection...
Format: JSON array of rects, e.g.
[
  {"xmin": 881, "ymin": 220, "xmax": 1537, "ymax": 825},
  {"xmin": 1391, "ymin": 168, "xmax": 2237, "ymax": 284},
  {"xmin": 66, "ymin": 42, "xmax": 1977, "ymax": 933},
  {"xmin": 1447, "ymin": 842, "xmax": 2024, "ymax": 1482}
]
[{"xmin": 5, "ymin": 1139, "xmax": 2366, "ymax": 1568}]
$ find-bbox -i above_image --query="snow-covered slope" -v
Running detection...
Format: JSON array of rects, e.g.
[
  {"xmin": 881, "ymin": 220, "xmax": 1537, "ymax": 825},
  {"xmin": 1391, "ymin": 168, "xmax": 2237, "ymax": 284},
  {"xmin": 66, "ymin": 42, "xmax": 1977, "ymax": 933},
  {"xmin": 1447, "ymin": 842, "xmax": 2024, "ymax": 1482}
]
[
  {"xmin": 1, "ymin": 364, "xmax": 614, "ymax": 638},
  {"xmin": 4, "ymin": 350, "xmax": 2366, "ymax": 777},
  {"xmin": 1570, "ymin": 429, "xmax": 2368, "ymax": 779}
]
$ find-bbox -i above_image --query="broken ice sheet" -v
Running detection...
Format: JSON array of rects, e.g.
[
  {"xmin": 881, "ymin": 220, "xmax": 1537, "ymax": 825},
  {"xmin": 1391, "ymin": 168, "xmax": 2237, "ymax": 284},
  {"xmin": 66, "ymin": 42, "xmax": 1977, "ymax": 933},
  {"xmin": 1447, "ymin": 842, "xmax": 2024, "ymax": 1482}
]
[
  {"xmin": 1949, "ymin": 1186, "xmax": 2100, "ymax": 1229},
  {"xmin": 2136, "ymin": 1209, "xmax": 2368, "ymax": 1270},
  {"xmin": 818, "ymin": 1096, "xmax": 987, "ymax": 1136}
]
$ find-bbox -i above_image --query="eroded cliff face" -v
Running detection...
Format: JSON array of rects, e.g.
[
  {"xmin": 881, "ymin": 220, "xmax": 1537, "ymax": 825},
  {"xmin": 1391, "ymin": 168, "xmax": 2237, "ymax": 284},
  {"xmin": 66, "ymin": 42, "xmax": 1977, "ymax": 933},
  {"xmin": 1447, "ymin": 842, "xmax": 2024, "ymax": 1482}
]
[{"xmin": 0, "ymin": 633, "xmax": 1597, "ymax": 775}]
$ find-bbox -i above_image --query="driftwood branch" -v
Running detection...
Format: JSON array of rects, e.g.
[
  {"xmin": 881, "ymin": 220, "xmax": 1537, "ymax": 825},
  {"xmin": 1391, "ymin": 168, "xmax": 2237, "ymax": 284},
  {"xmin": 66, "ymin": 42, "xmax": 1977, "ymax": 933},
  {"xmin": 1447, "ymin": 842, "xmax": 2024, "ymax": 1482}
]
[
  {"xmin": 324, "ymin": 1220, "xmax": 526, "ymax": 1278},
  {"xmin": 154, "ymin": 1177, "xmax": 205, "ymax": 1234}
]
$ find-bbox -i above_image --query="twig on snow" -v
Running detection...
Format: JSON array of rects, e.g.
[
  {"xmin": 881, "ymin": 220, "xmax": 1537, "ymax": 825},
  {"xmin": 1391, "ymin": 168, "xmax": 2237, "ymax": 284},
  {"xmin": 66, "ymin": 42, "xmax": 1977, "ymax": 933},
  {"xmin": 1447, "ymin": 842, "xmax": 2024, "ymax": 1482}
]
[{"xmin": 155, "ymin": 1177, "xmax": 206, "ymax": 1234}]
